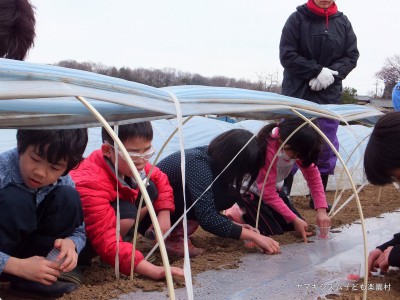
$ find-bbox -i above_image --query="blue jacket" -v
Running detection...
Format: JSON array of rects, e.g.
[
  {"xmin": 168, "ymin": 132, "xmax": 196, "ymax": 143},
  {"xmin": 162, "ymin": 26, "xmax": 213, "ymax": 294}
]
[
  {"xmin": 392, "ymin": 82, "xmax": 400, "ymax": 111},
  {"xmin": 0, "ymin": 148, "xmax": 86, "ymax": 274}
]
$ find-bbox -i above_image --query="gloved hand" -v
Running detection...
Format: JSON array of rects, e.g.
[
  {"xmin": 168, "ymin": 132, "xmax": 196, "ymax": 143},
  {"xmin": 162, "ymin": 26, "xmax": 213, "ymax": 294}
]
[
  {"xmin": 309, "ymin": 77, "xmax": 323, "ymax": 91},
  {"xmin": 316, "ymin": 67, "xmax": 338, "ymax": 89}
]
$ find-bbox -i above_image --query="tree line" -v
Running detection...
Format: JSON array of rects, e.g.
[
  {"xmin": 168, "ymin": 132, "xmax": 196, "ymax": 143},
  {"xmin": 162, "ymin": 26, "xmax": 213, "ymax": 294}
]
[
  {"xmin": 54, "ymin": 60, "xmax": 281, "ymax": 93},
  {"xmin": 55, "ymin": 54, "xmax": 400, "ymax": 103}
]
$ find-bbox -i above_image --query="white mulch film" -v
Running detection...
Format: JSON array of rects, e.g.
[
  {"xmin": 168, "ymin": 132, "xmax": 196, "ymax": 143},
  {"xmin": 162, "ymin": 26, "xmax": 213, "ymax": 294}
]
[{"xmin": 118, "ymin": 212, "xmax": 400, "ymax": 300}]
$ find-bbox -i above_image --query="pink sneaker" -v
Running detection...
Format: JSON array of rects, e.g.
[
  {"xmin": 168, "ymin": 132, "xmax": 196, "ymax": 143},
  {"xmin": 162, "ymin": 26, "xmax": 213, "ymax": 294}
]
[
  {"xmin": 164, "ymin": 220, "xmax": 205, "ymax": 257},
  {"xmin": 165, "ymin": 237, "xmax": 205, "ymax": 257},
  {"xmin": 224, "ymin": 203, "xmax": 246, "ymax": 224}
]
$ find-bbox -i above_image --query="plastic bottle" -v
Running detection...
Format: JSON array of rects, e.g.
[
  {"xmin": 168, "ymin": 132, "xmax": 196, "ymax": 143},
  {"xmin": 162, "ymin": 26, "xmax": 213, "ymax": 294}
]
[{"xmin": 46, "ymin": 248, "xmax": 66, "ymax": 265}]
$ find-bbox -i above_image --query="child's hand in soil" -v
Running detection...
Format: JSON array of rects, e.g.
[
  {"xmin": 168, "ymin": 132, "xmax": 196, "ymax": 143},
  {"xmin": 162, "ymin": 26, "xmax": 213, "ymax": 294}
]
[
  {"xmin": 292, "ymin": 217, "xmax": 312, "ymax": 243},
  {"xmin": 257, "ymin": 235, "xmax": 280, "ymax": 255},
  {"xmin": 316, "ymin": 208, "xmax": 331, "ymax": 228},
  {"xmin": 240, "ymin": 227, "xmax": 280, "ymax": 254},
  {"xmin": 136, "ymin": 260, "xmax": 184, "ymax": 280}
]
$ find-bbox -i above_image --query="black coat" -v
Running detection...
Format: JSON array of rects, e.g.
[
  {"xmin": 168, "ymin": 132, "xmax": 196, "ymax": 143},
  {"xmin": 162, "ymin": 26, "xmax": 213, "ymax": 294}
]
[{"xmin": 279, "ymin": 4, "xmax": 359, "ymax": 104}]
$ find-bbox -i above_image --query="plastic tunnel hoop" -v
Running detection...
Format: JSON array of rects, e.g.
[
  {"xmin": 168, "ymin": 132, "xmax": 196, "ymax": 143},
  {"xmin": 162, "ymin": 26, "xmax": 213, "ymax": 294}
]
[
  {"xmin": 75, "ymin": 96, "xmax": 176, "ymax": 300},
  {"xmin": 293, "ymin": 111, "xmax": 369, "ymax": 300}
]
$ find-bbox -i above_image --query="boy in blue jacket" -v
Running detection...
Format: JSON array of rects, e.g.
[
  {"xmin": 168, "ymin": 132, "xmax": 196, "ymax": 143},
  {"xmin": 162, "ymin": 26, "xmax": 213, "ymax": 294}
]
[{"xmin": 0, "ymin": 129, "xmax": 88, "ymax": 297}]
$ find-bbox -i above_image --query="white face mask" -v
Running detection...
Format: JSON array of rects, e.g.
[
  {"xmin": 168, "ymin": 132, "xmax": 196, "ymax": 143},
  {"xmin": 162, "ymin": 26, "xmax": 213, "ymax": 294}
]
[
  {"xmin": 280, "ymin": 149, "xmax": 296, "ymax": 162},
  {"xmin": 275, "ymin": 149, "xmax": 297, "ymax": 187}
]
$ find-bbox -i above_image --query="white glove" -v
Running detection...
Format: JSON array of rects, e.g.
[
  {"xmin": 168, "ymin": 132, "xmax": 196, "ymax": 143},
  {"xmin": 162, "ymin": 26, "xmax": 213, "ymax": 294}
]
[
  {"xmin": 309, "ymin": 77, "xmax": 323, "ymax": 91},
  {"xmin": 316, "ymin": 67, "xmax": 338, "ymax": 89}
]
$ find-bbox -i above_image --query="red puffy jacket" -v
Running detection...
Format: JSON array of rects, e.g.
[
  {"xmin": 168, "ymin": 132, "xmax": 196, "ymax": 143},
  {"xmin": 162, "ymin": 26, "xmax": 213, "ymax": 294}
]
[{"xmin": 70, "ymin": 149, "xmax": 174, "ymax": 275}]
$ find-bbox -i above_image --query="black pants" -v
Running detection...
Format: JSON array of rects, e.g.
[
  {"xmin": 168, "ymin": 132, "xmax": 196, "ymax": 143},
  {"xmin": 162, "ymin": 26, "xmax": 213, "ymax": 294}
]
[
  {"xmin": 111, "ymin": 178, "xmax": 159, "ymax": 237},
  {"xmin": 79, "ymin": 181, "xmax": 159, "ymax": 265},
  {"xmin": 236, "ymin": 191, "xmax": 303, "ymax": 236},
  {"xmin": 110, "ymin": 200, "xmax": 152, "ymax": 236},
  {"xmin": 0, "ymin": 184, "xmax": 83, "ymax": 280}
]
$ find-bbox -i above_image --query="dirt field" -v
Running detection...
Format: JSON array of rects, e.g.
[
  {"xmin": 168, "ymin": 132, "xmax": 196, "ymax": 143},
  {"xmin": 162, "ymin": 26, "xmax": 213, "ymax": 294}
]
[{"xmin": 1, "ymin": 184, "xmax": 399, "ymax": 300}]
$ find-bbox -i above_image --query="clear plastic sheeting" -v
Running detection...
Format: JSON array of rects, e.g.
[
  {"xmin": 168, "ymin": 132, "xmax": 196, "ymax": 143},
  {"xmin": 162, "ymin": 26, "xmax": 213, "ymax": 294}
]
[
  {"xmin": 116, "ymin": 212, "xmax": 400, "ymax": 300},
  {"xmin": 0, "ymin": 117, "xmax": 372, "ymax": 193},
  {"xmin": 0, "ymin": 58, "xmax": 382, "ymax": 129},
  {"xmin": 150, "ymin": 117, "xmax": 371, "ymax": 193}
]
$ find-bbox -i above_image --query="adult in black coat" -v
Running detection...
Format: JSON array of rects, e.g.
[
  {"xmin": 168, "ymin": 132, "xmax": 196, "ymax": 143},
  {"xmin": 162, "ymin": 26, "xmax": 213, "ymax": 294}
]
[{"xmin": 279, "ymin": 0, "xmax": 359, "ymax": 208}]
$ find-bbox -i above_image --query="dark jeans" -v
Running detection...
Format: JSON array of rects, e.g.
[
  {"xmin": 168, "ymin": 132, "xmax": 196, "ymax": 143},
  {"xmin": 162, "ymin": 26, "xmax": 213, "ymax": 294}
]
[
  {"xmin": 291, "ymin": 117, "xmax": 340, "ymax": 176},
  {"xmin": 111, "ymin": 199, "xmax": 151, "ymax": 236},
  {"xmin": 236, "ymin": 191, "xmax": 303, "ymax": 236},
  {"xmin": 111, "ymin": 178, "xmax": 159, "ymax": 237},
  {"xmin": 79, "ymin": 181, "xmax": 159, "ymax": 265},
  {"xmin": 0, "ymin": 184, "xmax": 83, "ymax": 280}
]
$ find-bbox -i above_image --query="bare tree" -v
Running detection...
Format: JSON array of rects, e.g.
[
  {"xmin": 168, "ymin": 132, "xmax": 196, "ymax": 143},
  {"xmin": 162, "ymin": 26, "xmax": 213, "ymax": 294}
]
[
  {"xmin": 255, "ymin": 71, "xmax": 280, "ymax": 93},
  {"xmin": 56, "ymin": 60, "xmax": 94, "ymax": 72},
  {"xmin": 209, "ymin": 76, "xmax": 231, "ymax": 87},
  {"xmin": 191, "ymin": 74, "xmax": 208, "ymax": 85},
  {"xmin": 375, "ymin": 54, "xmax": 400, "ymax": 98}
]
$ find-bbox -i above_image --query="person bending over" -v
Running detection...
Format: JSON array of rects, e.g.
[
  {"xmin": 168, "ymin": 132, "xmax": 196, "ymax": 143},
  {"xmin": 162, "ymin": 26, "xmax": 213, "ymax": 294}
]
[{"xmin": 157, "ymin": 129, "xmax": 280, "ymax": 256}]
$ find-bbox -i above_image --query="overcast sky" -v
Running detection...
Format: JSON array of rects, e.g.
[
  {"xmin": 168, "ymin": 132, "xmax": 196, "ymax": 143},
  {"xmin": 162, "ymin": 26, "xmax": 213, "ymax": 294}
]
[{"xmin": 27, "ymin": 0, "xmax": 400, "ymax": 96}]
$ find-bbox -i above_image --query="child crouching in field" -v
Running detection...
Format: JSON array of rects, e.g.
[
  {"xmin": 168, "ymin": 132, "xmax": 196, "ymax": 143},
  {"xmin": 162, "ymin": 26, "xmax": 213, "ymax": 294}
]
[
  {"xmin": 71, "ymin": 122, "xmax": 183, "ymax": 279},
  {"xmin": 0, "ymin": 129, "xmax": 88, "ymax": 297},
  {"xmin": 157, "ymin": 129, "xmax": 281, "ymax": 256},
  {"xmin": 226, "ymin": 118, "xmax": 331, "ymax": 242},
  {"xmin": 364, "ymin": 112, "xmax": 400, "ymax": 274}
]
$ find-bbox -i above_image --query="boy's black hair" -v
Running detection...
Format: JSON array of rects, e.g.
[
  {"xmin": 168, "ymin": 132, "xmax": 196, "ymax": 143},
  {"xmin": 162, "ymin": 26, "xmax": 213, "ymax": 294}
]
[
  {"xmin": 0, "ymin": 0, "xmax": 36, "ymax": 60},
  {"xmin": 364, "ymin": 112, "xmax": 400, "ymax": 185},
  {"xmin": 257, "ymin": 117, "xmax": 321, "ymax": 167},
  {"xmin": 17, "ymin": 129, "xmax": 88, "ymax": 175},
  {"xmin": 208, "ymin": 129, "xmax": 264, "ymax": 195},
  {"xmin": 101, "ymin": 121, "xmax": 153, "ymax": 144}
]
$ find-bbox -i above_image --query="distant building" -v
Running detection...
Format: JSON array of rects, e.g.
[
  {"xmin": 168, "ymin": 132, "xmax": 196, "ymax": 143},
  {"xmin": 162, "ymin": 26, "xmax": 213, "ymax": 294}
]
[
  {"xmin": 369, "ymin": 98, "xmax": 393, "ymax": 113},
  {"xmin": 354, "ymin": 95, "xmax": 393, "ymax": 113},
  {"xmin": 354, "ymin": 95, "xmax": 371, "ymax": 105}
]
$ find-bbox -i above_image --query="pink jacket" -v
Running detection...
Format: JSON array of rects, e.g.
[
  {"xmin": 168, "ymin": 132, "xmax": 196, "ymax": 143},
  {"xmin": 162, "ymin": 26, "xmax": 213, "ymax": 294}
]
[
  {"xmin": 70, "ymin": 149, "xmax": 174, "ymax": 275},
  {"xmin": 256, "ymin": 129, "xmax": 328, "ymax": 223}
]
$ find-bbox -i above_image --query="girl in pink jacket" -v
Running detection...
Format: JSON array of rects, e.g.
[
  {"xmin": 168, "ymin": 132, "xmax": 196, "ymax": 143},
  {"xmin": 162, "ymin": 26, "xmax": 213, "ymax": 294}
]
[{"xmin": 227, "ymin": 118, "xmax": 331, "ymax": 242}]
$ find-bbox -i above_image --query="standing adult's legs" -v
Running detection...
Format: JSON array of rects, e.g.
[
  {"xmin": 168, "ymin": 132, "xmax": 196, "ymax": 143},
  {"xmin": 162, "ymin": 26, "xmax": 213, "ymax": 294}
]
[
  {"xmin": 315, "ymin": 118, "xmax": 340, "ymax": 176},
  {"xmin": 309, "ymin": 118, "xmax": 340, "ymax": 209}
]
